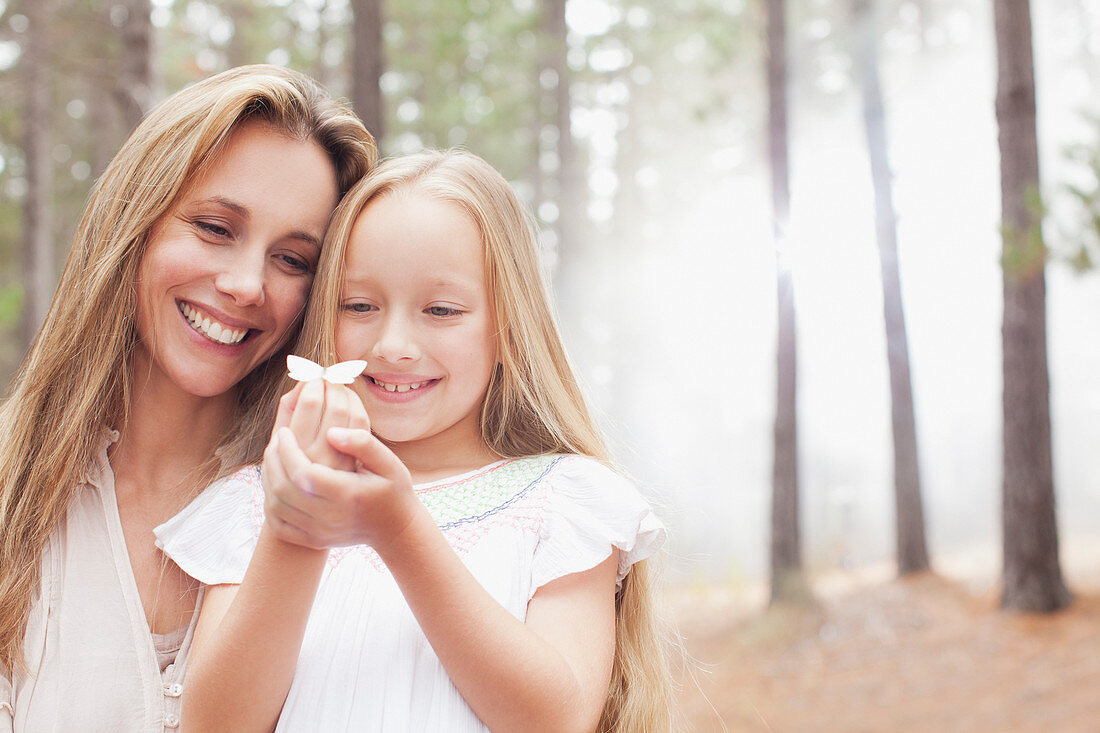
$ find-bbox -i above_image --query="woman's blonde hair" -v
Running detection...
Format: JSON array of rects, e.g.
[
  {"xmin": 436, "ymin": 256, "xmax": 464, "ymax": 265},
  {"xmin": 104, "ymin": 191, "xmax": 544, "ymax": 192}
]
[
  {"xmin": 0, "ymin": 64, "xmax": 377, "ymax": 676},
  {"xmin": 298, "ymin": 149, "xmax": 675, "ymax": 731}
]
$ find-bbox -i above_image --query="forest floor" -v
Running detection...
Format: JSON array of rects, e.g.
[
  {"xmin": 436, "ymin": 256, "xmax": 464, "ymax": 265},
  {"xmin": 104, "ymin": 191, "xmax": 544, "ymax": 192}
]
[{"xmin": 673, "ymin": 569, "xmax": 1100, "ymax": 732}]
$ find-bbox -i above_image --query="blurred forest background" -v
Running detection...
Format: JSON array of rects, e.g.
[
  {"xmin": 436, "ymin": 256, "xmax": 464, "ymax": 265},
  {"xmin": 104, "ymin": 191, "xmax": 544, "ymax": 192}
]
[{"xmin": 1, "ymin": 0, "xmax": 1098, "ymax": 728}]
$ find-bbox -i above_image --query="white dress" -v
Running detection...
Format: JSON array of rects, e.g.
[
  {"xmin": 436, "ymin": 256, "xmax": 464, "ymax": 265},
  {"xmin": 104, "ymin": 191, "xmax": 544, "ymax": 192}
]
[
  {"xmin": 1, "ymin": 430, "xmax": 199, "ymax": 733},
  {"xmin": 155, "ymin": 454, "xmax": 665, "ymax": 732}
]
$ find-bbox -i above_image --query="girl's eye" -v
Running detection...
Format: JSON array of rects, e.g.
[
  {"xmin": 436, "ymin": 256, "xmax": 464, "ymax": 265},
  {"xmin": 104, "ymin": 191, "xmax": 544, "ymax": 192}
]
[
  {"xmin": 427, "ymin": 305, "xmax": 462, "ymax": 318},
  {"xmin": 342, "ymin": 301, "xmax": 376, "ymax": 314}
]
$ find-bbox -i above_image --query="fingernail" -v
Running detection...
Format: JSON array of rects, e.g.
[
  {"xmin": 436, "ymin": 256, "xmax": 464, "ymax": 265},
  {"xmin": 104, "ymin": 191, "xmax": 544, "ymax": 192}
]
[{"xmin": 328, "ymin": 427, "xmax": 351, "ymax": 442}]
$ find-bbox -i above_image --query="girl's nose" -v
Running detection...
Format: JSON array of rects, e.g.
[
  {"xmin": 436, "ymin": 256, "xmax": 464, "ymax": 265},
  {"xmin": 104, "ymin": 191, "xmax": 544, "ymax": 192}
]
[
  {"xmin": 214, "ymin": 247, "xmax": 266, "ymax": 307},
  {"xmin": 371, "ymin": 315, "xmax": 420, "ymax": 363}
]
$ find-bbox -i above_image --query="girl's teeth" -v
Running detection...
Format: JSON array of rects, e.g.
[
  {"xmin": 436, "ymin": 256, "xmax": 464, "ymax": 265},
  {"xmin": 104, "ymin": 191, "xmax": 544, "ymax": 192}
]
[{"xmin": 376, "ymin": 380, "xmax": 425, "ymax": 393}]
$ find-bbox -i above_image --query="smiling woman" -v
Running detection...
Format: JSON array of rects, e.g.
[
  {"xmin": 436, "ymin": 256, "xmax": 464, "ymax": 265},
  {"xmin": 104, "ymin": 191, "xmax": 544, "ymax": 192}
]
[
  {"xmin": 0, "ymin": 65, "xmax": 375, "ymax": 731},
  {"xmin": 134, "ymin": 121, "xmax": 339, "ymax": 400}
]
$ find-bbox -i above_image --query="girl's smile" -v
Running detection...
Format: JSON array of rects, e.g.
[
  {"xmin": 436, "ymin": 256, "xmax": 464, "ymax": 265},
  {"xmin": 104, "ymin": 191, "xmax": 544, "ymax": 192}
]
[{"xmin": 362, "ymin": 373, "xmax": 441, "ymax": 401}]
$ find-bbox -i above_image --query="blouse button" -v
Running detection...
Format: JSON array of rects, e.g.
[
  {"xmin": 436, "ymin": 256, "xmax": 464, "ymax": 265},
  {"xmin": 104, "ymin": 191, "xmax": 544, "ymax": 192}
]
[
  {"xmin": 164, "ymin": 682, "xmax": 183, "ymax": 698},
  {"xmin": 164, "ymin": 712, "xmax": 180, "ymax": 728}
]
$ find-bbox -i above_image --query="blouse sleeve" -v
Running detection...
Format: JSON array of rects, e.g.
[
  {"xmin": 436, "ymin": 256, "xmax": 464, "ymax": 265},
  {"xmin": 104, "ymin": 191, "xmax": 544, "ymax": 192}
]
[
  {"xmin": 1, "ymin": 671, "xmax": 12, "ymax": 732},
  {"xmin": 529, "ymin": 456, "xmax": 666, "ymax": 599},
  {"xmin": 154, "ymin": 465, "xmax": 264, "ymax": 586}
]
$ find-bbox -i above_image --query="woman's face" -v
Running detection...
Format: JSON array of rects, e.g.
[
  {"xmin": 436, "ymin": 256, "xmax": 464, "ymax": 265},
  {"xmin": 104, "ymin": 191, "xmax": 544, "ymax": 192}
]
[{"xmin": 134, "ymin": 121, "xmax": 339, "ymax": 400}]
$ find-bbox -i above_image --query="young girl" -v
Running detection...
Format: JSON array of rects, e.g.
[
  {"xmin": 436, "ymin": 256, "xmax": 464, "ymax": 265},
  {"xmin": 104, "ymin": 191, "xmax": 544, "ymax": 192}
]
[{"xmin": 163, "ymin": 150, "xmax": 674, "ymax": 731}]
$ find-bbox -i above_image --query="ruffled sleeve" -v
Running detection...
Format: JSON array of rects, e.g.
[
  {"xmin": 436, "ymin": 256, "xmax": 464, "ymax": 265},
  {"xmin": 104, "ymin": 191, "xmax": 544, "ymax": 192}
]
[
  {"xmin": 154, "ymin": 465, "xmax": 264, "ymax": 586},
  {"xmin": 530, "ymin": 456, "xmax": 666, "ymax": 599}
]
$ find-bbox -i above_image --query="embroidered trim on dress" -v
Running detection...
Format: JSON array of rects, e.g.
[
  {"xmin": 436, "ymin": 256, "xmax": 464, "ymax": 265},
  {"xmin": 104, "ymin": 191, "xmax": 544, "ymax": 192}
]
[{"xmin": 247, "ymin": 456, "xmax": 563, "ymax": 570}]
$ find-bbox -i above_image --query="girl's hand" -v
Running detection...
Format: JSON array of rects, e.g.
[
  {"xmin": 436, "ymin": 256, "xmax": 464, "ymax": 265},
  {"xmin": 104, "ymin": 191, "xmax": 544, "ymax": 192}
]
[
  {"xmin": 262, "ymin": 379, "xmax": 371, "ymax": 547},
  {"xmin": 269, "ymin": 379, "xmax": 370, "ymax": 471},
  {"xmin": 262, "ymin": 424, "xmax": 422, "ymax": 552}
]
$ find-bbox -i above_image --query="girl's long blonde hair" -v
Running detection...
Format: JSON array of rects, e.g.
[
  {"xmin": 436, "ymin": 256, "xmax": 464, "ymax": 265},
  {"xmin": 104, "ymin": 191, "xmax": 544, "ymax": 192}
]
[
  {"xmin": 298, "ymin": 150, "xmax": 675, "ymax": 731},
  {"xmin": 0, "ymin": 64, "xmax": 376, "ymax": 676}
]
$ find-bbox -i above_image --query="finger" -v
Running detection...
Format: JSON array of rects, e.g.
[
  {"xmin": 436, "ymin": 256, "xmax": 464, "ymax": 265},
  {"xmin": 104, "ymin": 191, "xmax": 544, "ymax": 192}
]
[
  {"xmin": 321, "ymin": 384, "xmax": 351, "ymax": 432},
  {"xmin": 345, "ymin": 387, "xmax": 370, "ymax": 432},
  {"xmin": 275, "ymin": 428, "xmax": 318, "ymax": 496},
  {"xmin": 266, "ymin": 513, "xmax": 328, "ymax": 551},
  {"xmin": 306, "ymin": 386, "xmax": 354, "ymax": 468},
  {"xmin": 263, "ymin": 432, "xmax": 322, "ymax": 523},
  {"xmin": 327, "ymin": 428, "xmax": 407, "ymax": 479},
  {"xmin": 273, "ymin": 382, "xmax": 306, "ymax": 431},
  {"xmin": 289, "ymin": 378, "xmax": 325, "ymax": 445}
]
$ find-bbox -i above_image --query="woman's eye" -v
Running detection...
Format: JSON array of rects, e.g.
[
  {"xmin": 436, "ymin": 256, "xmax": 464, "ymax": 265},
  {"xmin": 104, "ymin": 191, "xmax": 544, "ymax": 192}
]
[
  {"xmin": 195, "ymin": 220, "xmax": 232, "ymax": 239},
  {"xmin": 277, "ymin": 254, "xmax": 312, "ymax": 274},
  {"xmin": 427, "ymin": 305, "xmax": 462, "ymax": 318}
]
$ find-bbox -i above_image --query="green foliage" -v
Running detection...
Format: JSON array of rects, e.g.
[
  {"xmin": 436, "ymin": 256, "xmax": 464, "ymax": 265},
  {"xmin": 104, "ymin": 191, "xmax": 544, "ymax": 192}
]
[
  {"xmin": 384, "ymin": 0, "xmax": 541, "ymax": 182},
  {"xmin": 0, "ymin": 281, "xmax": 22, "ymax": 325},
  {"xmin": 1061, "ymin": 121, "xmax": 1100, "ymax": 273},
  {"xmin": 999, "ymin": 186, "xmax": 1048, "ymax": 280}
]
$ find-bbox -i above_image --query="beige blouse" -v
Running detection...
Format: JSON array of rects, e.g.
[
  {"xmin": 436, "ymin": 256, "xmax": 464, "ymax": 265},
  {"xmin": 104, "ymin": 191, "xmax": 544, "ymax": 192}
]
[{"xmin": 1, "ymin": 431, "xmax": 201, "ymax": 733}]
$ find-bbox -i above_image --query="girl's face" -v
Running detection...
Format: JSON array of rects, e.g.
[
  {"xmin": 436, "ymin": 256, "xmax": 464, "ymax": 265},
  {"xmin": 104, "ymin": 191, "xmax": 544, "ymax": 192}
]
[
  {"xmin": 134, "ymin": 121, "xmax": 339, "ymax": 400},
  {"xmin": 335, "ymin": 190, "xmax": 497, "ymax": 462}
]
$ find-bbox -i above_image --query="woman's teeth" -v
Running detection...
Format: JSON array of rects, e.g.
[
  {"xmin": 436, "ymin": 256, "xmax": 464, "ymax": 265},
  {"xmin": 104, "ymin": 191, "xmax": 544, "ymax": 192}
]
[
  {"xmin": 371, "ymin": 377, "xmax": 426, "ymax": 393},
  {"xmin": 179, "ymin": 303, "xmax": 248, "ymax": 345}
]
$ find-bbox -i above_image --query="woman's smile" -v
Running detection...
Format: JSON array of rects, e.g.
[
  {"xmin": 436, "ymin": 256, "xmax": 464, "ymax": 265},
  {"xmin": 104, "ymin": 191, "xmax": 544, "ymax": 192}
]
[{"xmin": 178, "ymin": 300, "xmax": 255, "ymax": 346}]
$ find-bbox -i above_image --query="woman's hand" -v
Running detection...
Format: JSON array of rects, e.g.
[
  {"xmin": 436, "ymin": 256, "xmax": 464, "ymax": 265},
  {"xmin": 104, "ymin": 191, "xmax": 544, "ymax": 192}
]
[{"xmin": 261, "ymin": 416, "xmax": 423, "ymax": 552}]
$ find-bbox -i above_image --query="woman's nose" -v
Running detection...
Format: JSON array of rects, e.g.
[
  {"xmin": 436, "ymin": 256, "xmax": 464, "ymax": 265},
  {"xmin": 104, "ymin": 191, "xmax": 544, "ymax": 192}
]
[{"xmin": 213, "ymin": 247, "xmax": 266, "ymax": 307}]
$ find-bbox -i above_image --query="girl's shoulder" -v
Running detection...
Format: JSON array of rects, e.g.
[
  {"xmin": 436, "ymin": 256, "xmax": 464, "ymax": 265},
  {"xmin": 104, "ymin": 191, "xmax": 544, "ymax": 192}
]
[
  {"xmin": 154, "ymin": 464, "xmax": 263, "ymax": 586},
  {"xmin": 526, "ymin": 454, "xmax": 666, "ymax": 592}
]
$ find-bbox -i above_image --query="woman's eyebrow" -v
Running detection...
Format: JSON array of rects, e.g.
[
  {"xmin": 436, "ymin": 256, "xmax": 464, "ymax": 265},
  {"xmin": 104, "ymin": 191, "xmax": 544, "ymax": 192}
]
[
  {"xmin": 193, "ymin": 196, "xmax": 322, "ymax": 248},
  {"xmin": 288, "ymin": 230, "xmax": 323, "ymax": 250},
  {"xmin": 194, "ymin": 196, "xmax": 249, "ymax": 218}
]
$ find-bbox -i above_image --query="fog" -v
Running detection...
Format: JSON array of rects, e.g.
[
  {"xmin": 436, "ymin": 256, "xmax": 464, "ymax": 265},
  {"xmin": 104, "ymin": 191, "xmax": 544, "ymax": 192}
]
[{"xmin": 564, "ymin": 0, "xmax": 1100, "ymax": 587}]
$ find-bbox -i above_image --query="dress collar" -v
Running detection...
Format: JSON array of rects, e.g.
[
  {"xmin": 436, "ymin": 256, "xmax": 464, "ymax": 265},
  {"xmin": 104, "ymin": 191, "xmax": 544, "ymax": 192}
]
[{"xmin": 81, "ymin": 427, "xmax": 120, "ymax": 489}]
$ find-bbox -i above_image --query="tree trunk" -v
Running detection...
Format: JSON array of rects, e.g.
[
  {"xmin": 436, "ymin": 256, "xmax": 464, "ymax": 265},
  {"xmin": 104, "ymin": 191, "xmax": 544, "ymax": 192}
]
[
  {"xmin": 225, "ymin": 0, "xmax": 255, "ymax": 69},
  {"xmin": 766, "ymin": 0, "xmax": 806, "ymax": 606},
  {"xmin": 541, "ymin": 0, "xmax": 585, "ymax": 329},
  {"xmin": 116, "ymin": 0, "xmax": 154, "ymax": 133},
  {"xmin": 545, "ymin": 0, "xmax": 581, "ymax": 268},
  {"xmin": 351, "ymin": 0, "xmax": 385, "ymax": 148},
  {"xmin": 993, "ymin": 0, "xmax": 1071, "ymax": 613},
  {"xmin": 312, "ymin": 0, "xmax": 333, "ymax": 90},
  {"xmin": 21, "ymin": 0, "xmax": 54, "ymax": 348},
  {"xmin": 852, "ymin": 0, "xmax": 930, "ymax": 576}
]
